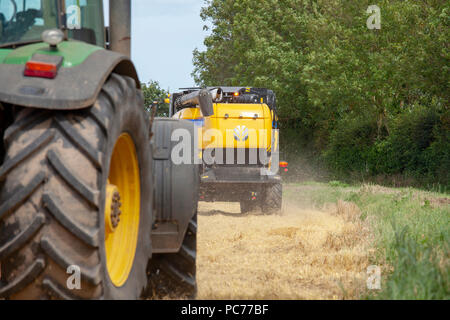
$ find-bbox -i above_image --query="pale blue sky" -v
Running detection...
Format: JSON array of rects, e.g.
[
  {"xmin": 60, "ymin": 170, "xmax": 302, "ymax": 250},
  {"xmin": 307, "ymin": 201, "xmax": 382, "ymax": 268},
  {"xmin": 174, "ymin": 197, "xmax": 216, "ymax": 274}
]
[{"xmin": 110, "ymin": 0, "xmax": 209, "ymax": 91}]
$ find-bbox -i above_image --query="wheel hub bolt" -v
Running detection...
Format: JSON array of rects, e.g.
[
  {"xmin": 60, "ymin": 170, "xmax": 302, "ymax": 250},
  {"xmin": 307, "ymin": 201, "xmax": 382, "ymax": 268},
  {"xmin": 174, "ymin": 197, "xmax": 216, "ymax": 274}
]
[{"xmin": 110, "ymin": 191, "xmax": 122, "ymax": 229}]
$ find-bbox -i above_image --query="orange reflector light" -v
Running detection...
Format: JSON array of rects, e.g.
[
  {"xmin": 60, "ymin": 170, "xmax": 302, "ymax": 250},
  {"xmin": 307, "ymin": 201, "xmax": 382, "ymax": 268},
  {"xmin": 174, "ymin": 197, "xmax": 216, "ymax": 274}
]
[
  {"xmin": 279, "ymin": 161, "xmax": 288, "ymax": 168},
  {"xmin": 24, "ymin": 61, "xmax": 58, "ymax": 79},
  {"xmin": 234, "ymin": 92, "xmax": 239, "ymax": 96}
]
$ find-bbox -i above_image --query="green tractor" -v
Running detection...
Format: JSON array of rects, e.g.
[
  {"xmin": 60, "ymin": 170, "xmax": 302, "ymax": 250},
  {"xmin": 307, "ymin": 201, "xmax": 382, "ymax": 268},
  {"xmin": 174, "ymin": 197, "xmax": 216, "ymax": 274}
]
[{"xmin": 0, "ymin": 0, "xmax": 198, "ymax": 299}]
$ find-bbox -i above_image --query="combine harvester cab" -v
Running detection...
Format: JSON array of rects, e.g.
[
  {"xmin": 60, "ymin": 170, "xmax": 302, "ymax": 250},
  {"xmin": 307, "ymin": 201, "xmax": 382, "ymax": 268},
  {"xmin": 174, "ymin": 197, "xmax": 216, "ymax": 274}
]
[
  {"xmin": 170, "ymin": 87, "xmax": 284, "ymax": 214},
  {"xmin": 0, "ymin": 0, "xmax": 198, "ymax": 300}
]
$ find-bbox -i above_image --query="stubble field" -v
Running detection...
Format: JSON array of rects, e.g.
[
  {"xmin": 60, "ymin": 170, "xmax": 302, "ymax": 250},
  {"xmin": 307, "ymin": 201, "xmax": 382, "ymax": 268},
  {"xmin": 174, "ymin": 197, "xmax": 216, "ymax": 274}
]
[{"xmin": 196, "ymin": 184, "xmax": 372, "ymax": 299}]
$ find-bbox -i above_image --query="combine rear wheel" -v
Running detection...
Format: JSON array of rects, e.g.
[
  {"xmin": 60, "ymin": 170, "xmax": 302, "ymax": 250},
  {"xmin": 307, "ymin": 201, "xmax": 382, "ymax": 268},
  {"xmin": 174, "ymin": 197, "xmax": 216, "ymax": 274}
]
[
  {"xmin": 0, "ymin": 74, "xmax": 152, "ymax": 300},
  {"xmin": 262, "ymin": 183, "xmax": 282, "ymax": 214},
  {"xmin": 240, "ymin": 200, "xmax": 259, "ymax": 214}
]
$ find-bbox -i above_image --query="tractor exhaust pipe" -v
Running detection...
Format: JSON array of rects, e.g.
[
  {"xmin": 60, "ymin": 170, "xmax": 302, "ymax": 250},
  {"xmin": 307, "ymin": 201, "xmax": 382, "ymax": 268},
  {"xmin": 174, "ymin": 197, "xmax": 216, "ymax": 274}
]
[{"xmin": 109, "ymin": 0, "xmax": 131, "ymax": 57}]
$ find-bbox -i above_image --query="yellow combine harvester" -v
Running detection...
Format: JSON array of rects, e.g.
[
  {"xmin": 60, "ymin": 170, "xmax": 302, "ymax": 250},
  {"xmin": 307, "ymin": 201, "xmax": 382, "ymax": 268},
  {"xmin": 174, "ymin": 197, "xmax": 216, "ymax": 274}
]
[{"xmin": 169, "ymin": 87, "xmax": 283, "ymax": 214}]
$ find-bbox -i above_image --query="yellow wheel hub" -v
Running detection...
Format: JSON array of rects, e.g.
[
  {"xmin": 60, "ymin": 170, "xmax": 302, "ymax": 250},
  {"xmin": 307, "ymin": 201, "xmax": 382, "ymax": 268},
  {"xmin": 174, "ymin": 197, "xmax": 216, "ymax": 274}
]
[
  {"xmin": 105, "ymin": 184, "xmax": 122, "ymax": 233},
  {"xmin": 105, "ymin": 133, "xmax": 141, "ymax": 287}
]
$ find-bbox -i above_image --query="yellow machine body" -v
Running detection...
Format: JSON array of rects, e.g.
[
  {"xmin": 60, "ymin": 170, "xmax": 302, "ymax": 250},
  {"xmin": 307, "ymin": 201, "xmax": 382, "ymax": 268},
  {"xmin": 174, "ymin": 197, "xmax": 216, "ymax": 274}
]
[{"xmin": 173, "ymin": 103, "xmax": 273, "ymax": 151}]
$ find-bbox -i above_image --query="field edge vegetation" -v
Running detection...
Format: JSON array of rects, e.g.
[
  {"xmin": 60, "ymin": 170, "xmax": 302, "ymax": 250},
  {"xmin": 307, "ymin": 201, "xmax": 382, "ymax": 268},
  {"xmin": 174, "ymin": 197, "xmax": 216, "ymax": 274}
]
[{"xmin": 286, "ymin": 182, "xmax": 450, "ymax": 300}]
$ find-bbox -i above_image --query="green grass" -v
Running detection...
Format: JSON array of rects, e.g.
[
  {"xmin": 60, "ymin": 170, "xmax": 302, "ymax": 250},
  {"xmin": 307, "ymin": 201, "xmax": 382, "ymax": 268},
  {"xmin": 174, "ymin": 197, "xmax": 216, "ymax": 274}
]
[
  {"xmin": 287, "ymin": 181, "xmax": 450, "ymax": 299},
  {"xmin": 357, "ymin": 189, "xmax": 449, "ymax": 299}
]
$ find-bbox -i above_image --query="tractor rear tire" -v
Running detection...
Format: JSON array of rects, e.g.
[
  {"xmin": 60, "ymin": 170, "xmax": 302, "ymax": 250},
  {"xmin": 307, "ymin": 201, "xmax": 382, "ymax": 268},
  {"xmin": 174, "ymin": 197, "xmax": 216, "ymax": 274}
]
[
  {"xmin": 262, "ymin": 183, "xmax": 282, "ymax": 214},
  {"xmin": 0, "ymin": 74, "xmax": 152, "ymax": 300}
]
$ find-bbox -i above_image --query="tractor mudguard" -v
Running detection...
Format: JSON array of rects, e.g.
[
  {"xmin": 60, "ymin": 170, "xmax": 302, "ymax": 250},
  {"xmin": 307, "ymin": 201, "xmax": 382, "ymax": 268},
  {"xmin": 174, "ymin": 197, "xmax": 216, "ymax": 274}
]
[
  {"xmin": 0, "ymin": 49, "xmax": 140, "ymax": 110},
  {"xmin": 151, "ymin": 118, "xmax": 199, "ymax": 253}
]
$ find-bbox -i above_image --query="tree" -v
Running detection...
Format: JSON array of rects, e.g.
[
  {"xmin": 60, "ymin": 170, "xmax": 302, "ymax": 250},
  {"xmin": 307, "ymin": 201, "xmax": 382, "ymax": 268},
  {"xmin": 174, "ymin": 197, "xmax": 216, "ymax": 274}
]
[
  {"xmin": 141, "ymin": 80, "xmax": 170, "ymax": 117},
  {"xmin": 193, "ymin": 0, "xmax": 313, "ymax": 120},
  {"xmin": 193, "ymin": 0, "xmax": 449, "ymax": 183}
]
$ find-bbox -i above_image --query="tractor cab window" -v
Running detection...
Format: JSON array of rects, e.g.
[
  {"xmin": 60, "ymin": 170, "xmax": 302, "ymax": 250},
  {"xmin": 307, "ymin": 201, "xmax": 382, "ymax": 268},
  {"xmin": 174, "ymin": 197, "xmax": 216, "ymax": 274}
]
[
  {"xmin": 0, "ymin": 0, "xmax": 58, "ymax": 46},
  {"xmin": 65, "ymin": 0, "xmax": 104, "ymax": 47}
]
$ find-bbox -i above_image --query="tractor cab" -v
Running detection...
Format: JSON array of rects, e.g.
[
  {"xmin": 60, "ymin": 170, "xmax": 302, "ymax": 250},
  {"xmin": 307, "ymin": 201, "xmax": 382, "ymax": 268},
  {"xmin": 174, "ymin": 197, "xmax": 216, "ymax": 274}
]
[{"xmin": 0, "ymin": 0, "xmax": 105, "ymax": 48}]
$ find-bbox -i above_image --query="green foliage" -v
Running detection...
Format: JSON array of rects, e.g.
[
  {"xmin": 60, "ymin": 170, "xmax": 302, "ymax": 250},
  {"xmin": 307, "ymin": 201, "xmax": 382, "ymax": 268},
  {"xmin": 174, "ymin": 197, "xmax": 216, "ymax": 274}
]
[
  {"xmin": 371, "ymin": 225, "xmax": 449, "ymax": 300},
  {"xmin": 328, "ymin": 180, "xmax": 350, "ymax": 188},
  {"xmin": 356, "ymin": 189, "xmax": 450, "ymax": 300},
  {"xmin": 324, "ymin": 114, "xmax": 378, "ymax": 174},
  {"xmin": 194, "ymin": 0, "xmax": 450, "ymax": 186},
  {"xmin": 141, "ymin": 80, "xmax": 170, "ymax": 117},
  {"xmin": 370, "ymin": 102, "xmax": 449, "ymax": 180},
  {"xmin": 325, "ymin": 100, "xmax": 449, "ymax": 185}
]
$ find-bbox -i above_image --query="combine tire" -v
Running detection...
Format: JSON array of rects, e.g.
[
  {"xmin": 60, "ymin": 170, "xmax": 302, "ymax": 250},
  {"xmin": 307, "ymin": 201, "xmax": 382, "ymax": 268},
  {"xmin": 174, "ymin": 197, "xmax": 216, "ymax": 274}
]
[
  {"xmin": 262, "ymin": 183, "xmax": 282, "ymax": 214},
  {"xmin": 0, "ymin": 74, "xmax": 152, "ymax": 300},
  {"xmin": 240, "ymin": 200, "xmax": 259, "ymax": 214}
]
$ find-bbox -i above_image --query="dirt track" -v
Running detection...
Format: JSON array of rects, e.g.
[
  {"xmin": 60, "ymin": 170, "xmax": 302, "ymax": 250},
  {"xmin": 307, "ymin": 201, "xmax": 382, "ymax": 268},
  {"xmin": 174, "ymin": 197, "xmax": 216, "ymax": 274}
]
[{"xmin": 197, "ymin": 187, "xmax": 371, "ymax": 299}]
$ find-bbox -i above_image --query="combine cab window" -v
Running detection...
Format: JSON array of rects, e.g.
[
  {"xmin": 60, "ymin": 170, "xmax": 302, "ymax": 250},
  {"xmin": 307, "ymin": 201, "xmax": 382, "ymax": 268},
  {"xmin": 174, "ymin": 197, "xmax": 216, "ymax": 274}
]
[
  {"xmin": 0, "ymin": 0, "xmax": 58, "ymax": 46},
  {"xmin": 65, "ymin": 0, "xmax": 105, "ymax": 47}
]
